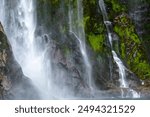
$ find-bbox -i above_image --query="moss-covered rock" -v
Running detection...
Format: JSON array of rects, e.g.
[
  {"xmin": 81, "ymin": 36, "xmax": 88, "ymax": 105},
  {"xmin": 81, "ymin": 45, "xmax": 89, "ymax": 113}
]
[
  {"xmin": 88, "ymin": 34, "xmax": 105, "ymax": 52},
  {"xmin": 112, "ymin": 7, "xmax": 150, "ymax": 80}
]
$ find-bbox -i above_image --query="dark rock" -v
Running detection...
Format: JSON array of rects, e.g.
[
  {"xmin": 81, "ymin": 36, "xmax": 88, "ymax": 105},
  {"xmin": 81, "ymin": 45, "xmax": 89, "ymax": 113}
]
[
  {"xmin": 128, "ymin": 0, "xmax": 150, "ymax": 62},
  {"xmin": 136, "ymin": 79, "xmax": 150, "ymax": 99},
  {"xmin": 46, "ymin": 38, "xmax": 87, "ymax": 93},
  {"xmin": 0, "ymin": 22, "xmax": 39, "ymax": 99}
]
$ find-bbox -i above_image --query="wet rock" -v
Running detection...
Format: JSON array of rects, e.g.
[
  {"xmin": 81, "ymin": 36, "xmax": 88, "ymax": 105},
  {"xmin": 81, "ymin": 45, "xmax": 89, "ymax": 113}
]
[
  {"xmin": 0, "ymin": 22, "xmax": 39, "ymax": 99},
  {"xmin": 136, "ymin": 79, "xmax": 150, "ymax": 99},
  {"xmin": 33, "ymin": 34, "xmax": 84, "ymax": 96},
  {"xmin": 128, "ymin": 0, "xmax": 150, "ymax": 62}
]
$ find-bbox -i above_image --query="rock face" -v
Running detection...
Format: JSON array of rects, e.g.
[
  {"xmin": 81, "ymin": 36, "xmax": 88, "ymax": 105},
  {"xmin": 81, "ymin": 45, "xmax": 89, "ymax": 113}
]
[
  {"xmin": 1, "ymin": 0, "xmax": 149, "ymax": 99},
  {"xmin": 128, "ymin": 0, "xmax": 150, "ymax": 62},
  {"xmin": 0, "ymin": 22, "xmax": 39, "ymax": 99},
  {"xmin": 35, "ymin": 0, "xmax": 143, "ymax": 96}
]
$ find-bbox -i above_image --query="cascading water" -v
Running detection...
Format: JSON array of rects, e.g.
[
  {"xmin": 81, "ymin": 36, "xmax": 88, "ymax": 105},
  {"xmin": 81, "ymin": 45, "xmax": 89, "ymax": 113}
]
[
  {"xmin": 0, "ymin": 0, "xmax": 4, "ymax": 23},
  {"xmin": 68, "ymin": 0, "xmax": 93, "ymax": 90},
  {"xmin": 0, "ymin": 0, "xmax": 93, "ymax": 99},
  {"xmin": 0, "ymin": 0, "xmax": 52, "ymax": 99},
  {"xmin": 98, "ymin": 0, "xmax": 140, "ymax": 98},
  {"xmin": 0, "ymin": 0, "xmax": 142, "ymax": 99}
]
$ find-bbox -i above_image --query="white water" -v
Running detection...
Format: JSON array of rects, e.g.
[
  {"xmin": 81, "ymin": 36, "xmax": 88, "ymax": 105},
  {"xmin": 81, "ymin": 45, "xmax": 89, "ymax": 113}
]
[
  {"xmin": 0, "ymin": 0, "xmax": 141, "ymax": 99},
  {"xmin": 0, "ymin": 0, "xmax": 4, "ymax": 23},
  {"xmin": 0, "ymin": 0, "xmax": 92, "ymax": 99},
  {"xmin": 98, "ymin": 0, "xmax": 140, "ymax": 98},
  {"xmin": 0, "ymin": 0, "xmax": 53, "ymax": 99},
  {"xmin": 68, "ymin": 0, "xmax": 93, "ymax": 90},
  {"xmin": 112, "ymin": 51, "xmax": 128, "ymax": 88}
]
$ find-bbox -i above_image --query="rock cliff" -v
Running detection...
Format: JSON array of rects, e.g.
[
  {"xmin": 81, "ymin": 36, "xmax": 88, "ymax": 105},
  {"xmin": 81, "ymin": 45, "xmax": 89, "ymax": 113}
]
[{"xmin": 0, "ymin": 22, "xmax": 39, "ymax": 99}]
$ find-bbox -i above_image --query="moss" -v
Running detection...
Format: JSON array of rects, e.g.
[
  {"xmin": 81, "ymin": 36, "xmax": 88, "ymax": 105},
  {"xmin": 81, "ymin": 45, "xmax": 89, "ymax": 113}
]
[
  {"xmin": 111, "ymin": 0, "xmax": 126, "ymax": 13},
  {"xmin": 88, "ymin": 34, "xmax": 105, "ymax": 52},
  {"xmin": 61, "ymin": 45, "xmax": 70, "ymax": 56},
  {"xmin": 114, "ymin": 13, "xmax": 150, "ymax": 79},
  {"xmin": 0, "ymin": 32, "xmax": 9, "ymax": 50},
  {"xmin": 51, "ymin": 0, "xmax": 59, "ymax": 5},
  {"xmin": 83, "ymin": 0, "xmax": 104, "ymax": 35},
  {"xmin": 120, "ymin": 43, "xmax": 125, "ymax": 59},
  {"xmin": 133, "ymin": 61, "xmax": 150, "ymax": 79},
  {"xmin": 83, "ymin": 16, "xmax": 90, "ymax": 28},
  {"xmin": 105, "ymin": 0, "xmax": 127, "ymax": 21}
]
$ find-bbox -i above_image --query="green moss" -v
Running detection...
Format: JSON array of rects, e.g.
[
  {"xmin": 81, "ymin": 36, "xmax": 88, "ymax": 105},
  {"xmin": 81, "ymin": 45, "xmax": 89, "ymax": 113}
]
[
  {"xmin": 61, "ymin": 45, "xmax": 70, "ymax": 56},
  {"xmin": 111, "ymin": 0, "xmax": 126, "ymax": 13},
  {"xmin": 83, "ymin": 16, "xmax": 90, "ymax": 28},
  {"xmin": 0, "ymin": 32, "xmax": 9, "ymax": 50},
  {"xmin": 121, "ymin": 43, "xmax": 125, "ymax": 59},
  {"xmin": 83, "ymin": 0, "xmax": 104, "ymax": 35},
  {"xmin": 51, "ymin": 0, "xmax": 59, "ymax": 4},
  {"xmin": 114, "ymin": 13, "xmax": 150, "ymax": 79},
  {"xmin": 133, "ymin": 61, "xmax": 150, "ymax": 79},
  {"xmin": 88, "ymin": 34, "xmax": 105, "ymax": 52},
  {"xmin": 105, "ymin": 0, "xmax": 127, "ymax": 20}
]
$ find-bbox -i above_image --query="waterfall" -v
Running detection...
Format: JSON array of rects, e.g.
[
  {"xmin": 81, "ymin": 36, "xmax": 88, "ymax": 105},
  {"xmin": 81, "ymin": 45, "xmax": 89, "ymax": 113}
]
[
  {"xmin": 98, "ymin": 0, "xmax": 140, "ymax": 98},
  {"xmin": 0, "ymin": 0, "xmax": 4, "ymax": 23},
  {"xmin": 68, "ymin": 0, "xmax": 93, "ymax": 90},
  {"xmin": 0, "ymin": 0, "xmax": 92, "ymax": 99},
  {"xmin": 0, "ymin": 0, "xmax": 53, "ymax": 99},
  {"xmin": 0, "ymin": 0, "xmax": 142, "ymax": 99}
]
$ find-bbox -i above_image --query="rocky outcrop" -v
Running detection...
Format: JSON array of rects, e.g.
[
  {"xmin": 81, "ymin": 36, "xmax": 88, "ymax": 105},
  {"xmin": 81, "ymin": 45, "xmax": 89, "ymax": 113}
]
[
  {"xmin": 128, "ymin": 0, "xmax": 150, "ymax": 62},
  {"xmin": 0, "ymin": 22, "xmax": 39, "ymax": 99},
  {"xmin": 34, "ymin": 0, "xmax": 150, "ymax": 98}
]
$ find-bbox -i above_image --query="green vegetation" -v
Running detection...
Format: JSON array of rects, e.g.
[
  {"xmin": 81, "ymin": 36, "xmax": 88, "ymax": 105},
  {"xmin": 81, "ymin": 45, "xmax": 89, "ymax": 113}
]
[
  {"xmin": 0, "ymin": 32, "xmax": 9, "ymax": 50},
  {"xmin": 88, "ymin": 34, "xmax": 105, "ymax": 52},
  {"xmin": 111, "ymin": 0, "xmax": 126, "ymax": 13},
  {"xmin": 37, "ymin": 0, "xmax": 150, "ymax": 80},
  {"xmin": 114, "ymin": 13, "xmax": 150, "ymax": 79},
  {"xmin": 83, "ymin": 0, "xmax": 106, "ymax": 53}
]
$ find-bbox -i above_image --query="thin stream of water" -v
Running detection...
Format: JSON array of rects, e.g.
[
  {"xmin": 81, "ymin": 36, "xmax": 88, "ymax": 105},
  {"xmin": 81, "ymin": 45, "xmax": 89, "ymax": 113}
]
[
  {"xmin": 68, "ymin": 0, "xmax": 93, "ymax": 90},
  {"xmin": 98, "ymin": 0, "xmax": 140, "ymax": 98}
]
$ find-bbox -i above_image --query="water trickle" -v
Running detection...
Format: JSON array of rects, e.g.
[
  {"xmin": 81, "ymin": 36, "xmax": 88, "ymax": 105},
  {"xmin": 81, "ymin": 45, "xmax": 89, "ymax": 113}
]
[
  {"xmin": 98, "ymin": 0, "xmax": 140, "ymax": 98},
  {"xmin": 68, "ymin": 0, "xmax": 93, "ymax": 90},
  {"xmin": 0, "ymin": 0, "xmax": 93, "ymax": 99},
  {"xmin": 0, "ymin": 0, "xmax": 141, "ymax": 99},
  {"xmin": 112, "ymin": 50, "xmax": 128, "ymax": 88}
]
